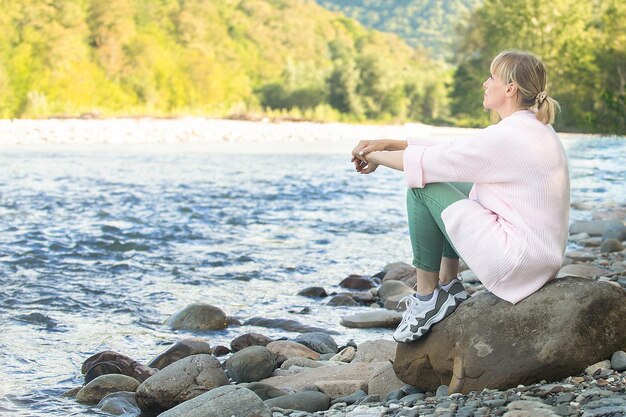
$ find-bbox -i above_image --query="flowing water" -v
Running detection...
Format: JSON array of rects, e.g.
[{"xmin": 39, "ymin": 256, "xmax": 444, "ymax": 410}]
[{"xmin": 0, "ymin": 133, "xmax": 624, "ymax": 416}]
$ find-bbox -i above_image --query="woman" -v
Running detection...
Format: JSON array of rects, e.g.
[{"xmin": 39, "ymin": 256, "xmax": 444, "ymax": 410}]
[{"xmin": 352, "ymin": 50, "xmax": 570, "ymax": 343}]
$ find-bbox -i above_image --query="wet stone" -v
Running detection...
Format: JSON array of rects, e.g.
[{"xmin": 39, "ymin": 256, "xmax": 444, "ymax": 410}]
[
  {"xmin": 611, "ymin": 351, "xmax": 626, "ymax": 371},
  {"xmin": 330, "ymin": 389, "xmax": 367, "ymax": 406},
  {"xmin": 483, "ymin": 398, "xmax": 507, "ymax": 407},
  {"xmin": 297, "ymin": 287, "xmax": 327, "ymax": 298},
  {"xmin": 400, "ymin": 392, "xmax": 426, "ymax": 404},
  {"xmin": 401, "ymin": 384, "xmax": 423, "ymax": 395},
  {"xmin": 555, "ymin": 392, "xmax": 575, "ymax": 403},
  {"xmin": 385, "ymin": 390, "xmax": 405, "ymax": 401},
  {"xmin": 554, "ymin": 404, "xmax": 576, "ymax": 416}
]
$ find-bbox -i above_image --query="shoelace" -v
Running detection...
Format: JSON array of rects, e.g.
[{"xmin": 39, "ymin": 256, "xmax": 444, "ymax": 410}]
[{"xmin": 397, "ymin": 294, "xmax": 417, "ymax": 312}]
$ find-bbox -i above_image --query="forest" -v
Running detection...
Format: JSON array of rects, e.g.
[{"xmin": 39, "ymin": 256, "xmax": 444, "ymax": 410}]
[{"xmin": 0, "ymin": 0, "xmax": 623, "ymax": 133}]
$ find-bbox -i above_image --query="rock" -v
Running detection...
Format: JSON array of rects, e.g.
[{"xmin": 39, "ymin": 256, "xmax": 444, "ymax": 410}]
[
  {"xmin": 585, "ymin": 360, "xmax": 612, "ymax": 376},
  {"xmin": 377, "ymin": 280, "xmax": 414, "ymax": 301},
  {"xmin": 564, "ymin": 250, "xmax": 596, "ymax": 263},
  {"xmin": 384, "ymin": 293, "xmax": 412, "ymax": 311},
  {"xmin": 600, "ymin": 238, "xmax": 624, "ymax": 253},
  {"xmin": 293, "ymin": 332, "xmax": 338, "ymax": 355},
  {"xmin": 230, "ymin": 332, "xmax": 273, "ymax": 352},
  {"xmin": 568, "ymin": 232, "xmax": 590, "ymax": 242},
  {"xmin": 569, "ymin": 220, "xmax": 624, "ymax": 236},
  {"xmin": 580, "ymin": 237, "xmax": 602, "ymax": 247},
  {"xmin": 97, "ymin": 391, "xmax": 139, "ymax": 416},
  {"xmin": 314, "ymin": 380, "xmax": 367, "ymax": 400},
  {"xmin": 136, "ymin": 354, "xmax": 229, "ymax": 413},
  {"xmin": 212, "ymin": 345, "xmax": 230, "ymax": 356},
  {"xmin": 330, "ymin": 346, "xmax": 356, "ymax": 363},
  {"xmin": 505, "ymin": 400, "xmax": 558, "ymax": 416},
  {"xmin": 353, "ymin": 340, "xmax": 397, "ymax": 363},
  {"xmin": 259, "ymin": 361, "xmax": 385, "ymax": 392},
  {"xmin": 281, "ymin": 357, "xmax": 324, "ymax": 370},
  {"xmin": 148, "ymin": 337, "xmax": 212, "ymax": 369},
  {"xmin": 76, "ymin": 375, "xmax": 140, "ymax": 405},
  {"xmin": 340, "ymin": 310, "xmax": 401, "ymax": 328},
  {"xmin": 297, "ymin": 287, "xmax": 328, "ymax": 298},
  {"xmin": 367, "ymin": 361, "xmax": 405, "ymax": 399},
  {"xmin": 157, "ymin": 385, "xmax": 271, "ymax": 417},
  {"xmin": 557, "ymin": 264, "xmax": 610, "ymax": 279},
  {"xmin": 237, "ymin": 382, "xmax": 287, "ymax": 400},
  {"xmin": 351, "ymin": 291, "xmax": 375, "ymax": 303},
  {"xmin": 436, "ymin": 385, "xmax": 449, "ymax": 397},
  {"xmin": 610, "ymin": 351, "xmax": 626, "ymax": 371},
  {"xmin": 327, "ymin": 294, "xmax": 358, "ymax": 306},
  {"xmin": 61, "ymin": 386, "xmax": 81, "ymax": 397},
  {"xmin": 602, "ymin": 226, "xmax": 626, "ymax": 242},
  {"xmin": 226, "ymin": 346, "xmax": 276, "ymax": 383},
  {"xmin": 266, "ymin": 341, "xmax": 321, "ymax": 361},
  {"xmin": 394, "ymin": 277, "xmax": 626, "ymax": 394},
  {"xmin": 382, "ymin": 262, "xmax": 416, "ymax": 285},
  {"xmin": 165, "ymin": 303, "xmax": 227, "ymax": 331},
  {"xmin": 243, "ymin": 317, "xmax": 340, "ymax": 335},
  {"xmin": 84, "ymin": 362, "xmax": 123, "ymax": 384},
  {"xmin": 81, "ymin": 350, "xmax": 156, "ymax": 382},
  {"xmin": 593, "ymin": 207, "xmax": 626, "ymax": 221},
  {"xmin": 264, "ymin": 391, "xmax": 330, "ymax": 412},
  {"xmin": 330, "ymin": 389, "xmax": 367, "ymax": 405},
  {"xmin": 339, "ymin": 275, "xmax": 375, "ymax": 290}
]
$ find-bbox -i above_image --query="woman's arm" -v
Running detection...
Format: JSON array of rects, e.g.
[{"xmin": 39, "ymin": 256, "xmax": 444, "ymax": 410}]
[
  {"xmin": 351, "ymin": 139, "xmax": 407, "ymax": 172},
  {"xmin": 358, "ymin": 150, "xmax": 404, "ymax": 174}
]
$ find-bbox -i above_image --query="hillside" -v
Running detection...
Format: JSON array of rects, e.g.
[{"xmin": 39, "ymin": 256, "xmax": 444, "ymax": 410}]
[
  {"xmin": 0, "ymin": 0, "xmax": 450, "ymax": 121},
  {"xmin": 314, "ymin": 0, "xmax": 483, "ymax": 60}
]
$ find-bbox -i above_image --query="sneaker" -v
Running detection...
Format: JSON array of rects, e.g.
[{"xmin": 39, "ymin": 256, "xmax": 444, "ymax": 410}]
[
  {"xmin": 441, "ymin": 278, "xmax": 470, "ymax": 304},
  {"xmin": 392, "ymin": 288, "xmax": 458, "ymax": 343}
]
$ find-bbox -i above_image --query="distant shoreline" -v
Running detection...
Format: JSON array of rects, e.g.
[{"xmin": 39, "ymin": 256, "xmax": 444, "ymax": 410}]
[{"xmin": 0, "ymin": 118, "xmax": 603, "ymax": 154}]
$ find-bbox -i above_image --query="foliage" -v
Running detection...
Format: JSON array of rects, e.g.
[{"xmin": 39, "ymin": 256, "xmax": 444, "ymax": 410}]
[
  {"xmin": 0, "ymin": 0, "xmax": 449, "ymax": 123},
  {"xmin": 314, "ymin": 0, "xmax": 483, "ymax": 61},
  {"xmin": 449, "ymin": 0, "xmax": 626, "ymax": 133}
]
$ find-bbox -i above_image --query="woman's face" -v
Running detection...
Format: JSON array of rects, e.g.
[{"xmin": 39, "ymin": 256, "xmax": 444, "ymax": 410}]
[{"xmin": 482, "ymin": 73, "xmax": 509, "ymax": 110}]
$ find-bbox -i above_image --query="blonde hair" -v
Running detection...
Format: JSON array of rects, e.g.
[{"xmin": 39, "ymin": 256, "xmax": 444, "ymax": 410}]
[{"xmin": 490, "ymin": 50, "xmax": 560, "ymax": 125}]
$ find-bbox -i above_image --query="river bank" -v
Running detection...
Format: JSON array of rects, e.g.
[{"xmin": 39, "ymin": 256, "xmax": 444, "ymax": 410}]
[
  {"xmin": 0, "ymin": 117, "xmax": 476, "ymax": 148},
  {"xmin": 0, "ymin": 122, "xmax": 624, "ymax": 416}
]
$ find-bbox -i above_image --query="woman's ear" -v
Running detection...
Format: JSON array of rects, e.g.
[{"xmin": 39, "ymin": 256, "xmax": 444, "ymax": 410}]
[{"xmin": 506, "ymin": 83, "xmax": 518, "ymax": 97}]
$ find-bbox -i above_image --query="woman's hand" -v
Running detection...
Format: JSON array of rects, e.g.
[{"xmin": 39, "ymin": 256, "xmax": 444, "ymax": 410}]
[
  {"xmin": 356, "ymin": 152, "xmax": 381, "ymax": 174},
  {"xmin": 352, "ymin": 140, "xmax": 387, "ymax": 160},
  {"xmin": 351, "ymin": 140, "xmax": 386, "ymax": 172}
]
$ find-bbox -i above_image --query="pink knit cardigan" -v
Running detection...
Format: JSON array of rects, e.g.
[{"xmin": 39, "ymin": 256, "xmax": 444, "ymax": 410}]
[{"xmin": 403, "ymin": 110, "xmax": 570, "ymax": 304}]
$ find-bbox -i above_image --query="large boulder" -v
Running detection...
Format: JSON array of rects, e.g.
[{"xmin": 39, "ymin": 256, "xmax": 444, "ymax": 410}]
[
  {"xmin": 157, "ymin": 385, "xmax": 271, "ymax": 417},
  {"xmin": 394, "ymin": 277, "xmax": 626, "ymax": 394},
  {"xmin": 136, "ymin": 354, "xmax": 229, "ymax": 413},
  {"xmin": 165, "ymin": 304, "xmax": 227, "ymax": 331}
]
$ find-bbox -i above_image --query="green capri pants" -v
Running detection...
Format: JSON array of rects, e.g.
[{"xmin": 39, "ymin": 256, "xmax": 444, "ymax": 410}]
[{"xmin": 407, "ymin": 182, "xmax": 473, "ymax": 271}]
